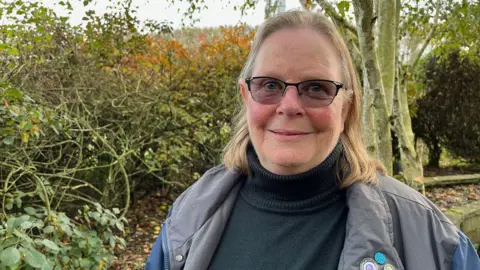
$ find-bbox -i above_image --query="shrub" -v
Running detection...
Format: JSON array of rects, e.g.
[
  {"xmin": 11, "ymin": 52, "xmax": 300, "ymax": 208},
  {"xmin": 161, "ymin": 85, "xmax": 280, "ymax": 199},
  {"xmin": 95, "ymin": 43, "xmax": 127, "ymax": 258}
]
[
  {"xmin": 0, "ymin": 204, "xmax": 126, "ymax": 269},
  {"xmin": 413, "ymin": 51, "xmax": 480, "ymax": 166},
  {"xmin": 1, "ymin": 0, "xmax": 253, "ymax": 266}
]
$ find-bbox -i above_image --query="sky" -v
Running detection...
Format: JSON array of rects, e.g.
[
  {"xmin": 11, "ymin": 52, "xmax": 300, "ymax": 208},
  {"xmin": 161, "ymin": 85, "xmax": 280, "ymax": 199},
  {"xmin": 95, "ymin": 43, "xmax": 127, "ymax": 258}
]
[{"xmin": 43, "ymin": 0, "xmax": 304, "ymax": 29}]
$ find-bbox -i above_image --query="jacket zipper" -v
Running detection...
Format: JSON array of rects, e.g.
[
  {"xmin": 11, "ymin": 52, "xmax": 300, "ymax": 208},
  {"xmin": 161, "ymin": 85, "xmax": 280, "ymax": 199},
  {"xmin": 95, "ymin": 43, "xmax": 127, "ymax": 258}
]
[{"xmin": 161, "ymin": 222, "xmax": 170, "ymax": 270}]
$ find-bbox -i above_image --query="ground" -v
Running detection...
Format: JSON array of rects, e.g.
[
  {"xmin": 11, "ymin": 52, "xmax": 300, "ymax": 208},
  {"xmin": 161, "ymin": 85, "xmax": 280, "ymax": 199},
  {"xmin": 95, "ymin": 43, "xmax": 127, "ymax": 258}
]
[
  {"xmin": 111, "ymin": 167, "xmax": 480, "ymax": 269},
  {"xmin": 426, "ymin": 183, "xmax": 480, "ymax": 211},
  {"xmin": 111, "ymin": 192, "xmax": 171, "ymax": 270}
]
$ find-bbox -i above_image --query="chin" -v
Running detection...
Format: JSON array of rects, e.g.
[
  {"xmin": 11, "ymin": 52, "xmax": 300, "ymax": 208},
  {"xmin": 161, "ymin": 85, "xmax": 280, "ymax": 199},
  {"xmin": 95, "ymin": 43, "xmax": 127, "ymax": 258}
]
[{"xmin": 266, "ymin": 148, "xmax": 314, "ymax": 174}]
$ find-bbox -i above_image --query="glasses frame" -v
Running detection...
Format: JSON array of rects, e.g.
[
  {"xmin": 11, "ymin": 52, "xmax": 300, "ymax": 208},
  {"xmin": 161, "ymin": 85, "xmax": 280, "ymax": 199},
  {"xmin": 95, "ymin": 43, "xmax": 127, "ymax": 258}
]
[{"xmin": 245, "ymin": 76, "xmax": 344, "ymax": 107}]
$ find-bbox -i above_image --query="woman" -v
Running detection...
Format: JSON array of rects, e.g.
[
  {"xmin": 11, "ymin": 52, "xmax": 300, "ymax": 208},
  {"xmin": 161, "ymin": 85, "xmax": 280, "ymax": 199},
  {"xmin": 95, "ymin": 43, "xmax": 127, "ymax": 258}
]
[{"xmin": 146, "ymin": 11, "xmax": 480, "ymax": 270}]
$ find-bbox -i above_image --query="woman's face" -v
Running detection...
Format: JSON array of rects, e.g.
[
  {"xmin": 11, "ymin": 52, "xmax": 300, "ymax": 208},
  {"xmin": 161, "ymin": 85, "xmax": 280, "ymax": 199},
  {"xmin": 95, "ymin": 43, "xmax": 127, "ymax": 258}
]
[{"xmin": 240, "ymin": 27, "xmax": 348, "ymax": 175}]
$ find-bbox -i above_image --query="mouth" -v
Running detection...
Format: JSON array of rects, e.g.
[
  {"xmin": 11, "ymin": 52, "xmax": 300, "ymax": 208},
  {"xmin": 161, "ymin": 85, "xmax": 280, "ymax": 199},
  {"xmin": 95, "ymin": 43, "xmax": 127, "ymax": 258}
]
[{"xmin": 269, "ymin": 129, "xmax": 312, "ymax": 136}]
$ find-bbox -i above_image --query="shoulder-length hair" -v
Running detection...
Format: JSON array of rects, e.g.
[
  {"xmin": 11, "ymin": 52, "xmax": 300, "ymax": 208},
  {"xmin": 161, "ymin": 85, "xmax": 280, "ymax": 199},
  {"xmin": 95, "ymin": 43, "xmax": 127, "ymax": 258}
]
[{"xmin": 223, "ymin": 10, "xmax": 385, "ymax": 187}]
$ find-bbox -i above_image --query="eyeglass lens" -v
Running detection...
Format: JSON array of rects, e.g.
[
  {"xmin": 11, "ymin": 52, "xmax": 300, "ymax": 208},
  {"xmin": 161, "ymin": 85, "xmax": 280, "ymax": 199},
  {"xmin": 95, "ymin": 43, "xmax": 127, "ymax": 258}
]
[{"xmin": 248, "ymin": 77, "xmax": 339, "ymax": 107}]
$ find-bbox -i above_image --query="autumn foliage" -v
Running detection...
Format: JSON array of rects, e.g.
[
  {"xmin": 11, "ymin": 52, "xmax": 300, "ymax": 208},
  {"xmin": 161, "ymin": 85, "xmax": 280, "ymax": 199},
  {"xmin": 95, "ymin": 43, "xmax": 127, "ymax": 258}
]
[{"xmin": 0, "ymin": 0, "xmax": 254, "ymax": 267}]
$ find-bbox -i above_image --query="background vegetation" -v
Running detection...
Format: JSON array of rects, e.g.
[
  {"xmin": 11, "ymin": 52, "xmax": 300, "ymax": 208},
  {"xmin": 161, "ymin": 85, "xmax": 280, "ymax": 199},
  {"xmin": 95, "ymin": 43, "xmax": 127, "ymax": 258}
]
[{"xmin": 0, "ymin": 0, "xmax": 479, "ymax": 268}]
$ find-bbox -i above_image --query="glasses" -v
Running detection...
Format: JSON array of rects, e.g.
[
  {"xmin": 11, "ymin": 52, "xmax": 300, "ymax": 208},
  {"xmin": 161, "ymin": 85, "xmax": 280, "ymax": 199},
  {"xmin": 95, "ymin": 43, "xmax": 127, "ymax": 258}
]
[{"xmin": 245, "ymin": 76, "xmax": 344, "ymax": 108}]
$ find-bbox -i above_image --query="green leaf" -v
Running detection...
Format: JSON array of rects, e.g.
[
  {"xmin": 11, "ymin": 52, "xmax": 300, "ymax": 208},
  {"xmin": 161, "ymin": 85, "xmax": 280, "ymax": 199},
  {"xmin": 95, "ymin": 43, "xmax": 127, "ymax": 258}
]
[
  {"xmin": 79, "ymin": 258, "xmax": 92, "ymax": 268},
  {"xmin": 23, "ymin": 122, "xmax": 33, "ymax": 131},
  {"xmin": 32, "ymin": 220, "xmax": 45, "ymax": 229},
  {"xmin": 41, "ymin": 239, "xmax": 59, "ymax": 251},
  {"xmin": 5, "ymin": 198, "xmax": 13, "ymax": 209},
  {"xmin": 5, "ymin": 87, "xmax": 23, "ymax": 100},
  {"xmin": 109, "ymin": 237, "xmax": 115, "ymax": 248},
  {"xmin": 21, "ymin": 132, "xmax": 29, "ymax": 144},
  {"xmin": 41, "ymin": 260, "xmax": 54, "ymax": 270},
  {"xmin": 78, "ymin": 240, "xmax": 87, "ymax": 248},
  {"xmin": 43, "ymin": 225, "xmax": 54, "ymax": 234},
  {"xmin": 100, "ymin": 215, "xmax": 108, "ymax": 226},
  {"xmin": 115, "ymin": 220, "xmax": 124, "ymax": 232},
  {"xmin": 0, "ymin": 247, "xmax": 21, "ymax": 266},
  {"xmin": 24, "ymin": 207, "xmax": 36, "ymax": 215},
  {"xmin": 60, "ymin": 223, "xmax": 72, "ymax": 236},
  {"xmin": 119, "ymin": 238, "xmax": 126, "ymax": 247},
  {"xmin": 20, "ymin": 221, "xmax": 33, "ymax": 230},
  {"xmin": 2, "ymin": 136, "xmax": 15, "ymax": 145},
  {"xmin": 6, "ymin": 217, "xmax": 16, "ymax": 233},
  {"xmin": 34, "ymin": 239, "xmax": 44, "ymax": 246},
  {"xmin": 24, "ymin": 247, "xmax": 47, "ymax": 268},
  {"xmin": 7, "ymin": 47, "xmax": 19, "ymax": 56},
  {"xmin": 1, "ymin": 127, "xmax": 15, "ymax": 136},
  {"xmin": 14, "ymin": 215, "xmax": 30, "ymax": 228},
  {"xmin": 2, "ymin": 241, "xmax": 16, "ymax": 256},
  {"xmin": 103, "ymin": 231, "xmax": 112, "ymax": 240},
  {"xmin": 336, "ymin": 1, "xmax": 350, "ymax": 18},
  {"xmin": 15, "ymin": 197, "xmax": 22, "ymax": 208},
  {"xmin": 112, "ymin": 208, "xmax": 120, "ymax": 214},
  {"xmin": 13, "ymin": 229, "xmax": 33, "ymax": 243}
]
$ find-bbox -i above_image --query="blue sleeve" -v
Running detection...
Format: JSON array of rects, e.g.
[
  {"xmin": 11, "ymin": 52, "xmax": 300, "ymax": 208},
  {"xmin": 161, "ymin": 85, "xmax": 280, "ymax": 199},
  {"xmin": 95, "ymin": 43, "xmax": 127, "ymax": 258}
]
[
  {"xmin": 450, "ymin": 231, "xmax": 480, "ymax": 270},
  {"xmin": 145, "ymin": 231, "xmax": 165, "ymax": 270}
]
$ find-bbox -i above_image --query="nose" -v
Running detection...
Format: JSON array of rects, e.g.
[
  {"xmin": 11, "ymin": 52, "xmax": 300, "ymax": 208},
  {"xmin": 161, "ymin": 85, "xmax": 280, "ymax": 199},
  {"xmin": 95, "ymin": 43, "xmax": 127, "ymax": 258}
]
[{"xmin": 276, "ymin": 86, "xmax": 305, "ymax": 116}]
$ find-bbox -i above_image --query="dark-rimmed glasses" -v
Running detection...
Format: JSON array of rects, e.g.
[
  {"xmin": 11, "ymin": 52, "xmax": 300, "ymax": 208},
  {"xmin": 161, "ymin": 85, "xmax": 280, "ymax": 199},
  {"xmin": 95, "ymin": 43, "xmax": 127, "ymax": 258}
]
[{"xmin": 245, "ymin": 76, "xmax": 344, "ymax": 108}]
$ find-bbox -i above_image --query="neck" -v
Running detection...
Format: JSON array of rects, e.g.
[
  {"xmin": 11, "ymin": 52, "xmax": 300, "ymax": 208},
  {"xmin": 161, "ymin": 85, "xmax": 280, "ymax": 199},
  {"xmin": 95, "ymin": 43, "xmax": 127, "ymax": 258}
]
[{"xmin": 245, "ymin": 140, "xmax": 344, "ymax": 201}]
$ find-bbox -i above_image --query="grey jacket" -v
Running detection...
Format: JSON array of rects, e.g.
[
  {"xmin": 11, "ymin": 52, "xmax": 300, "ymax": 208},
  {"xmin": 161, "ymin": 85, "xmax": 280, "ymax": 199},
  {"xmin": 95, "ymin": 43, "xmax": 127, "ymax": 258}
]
[{"xmin": 146, "ymin": 165, "xmax": 480, "ymax": 270}]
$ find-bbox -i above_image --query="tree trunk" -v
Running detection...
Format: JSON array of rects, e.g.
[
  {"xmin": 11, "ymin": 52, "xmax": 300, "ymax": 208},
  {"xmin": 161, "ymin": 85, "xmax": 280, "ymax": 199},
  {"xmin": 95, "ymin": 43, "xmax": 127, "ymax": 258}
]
[
  {"xmin": 393, "ymin": 76, "xmax": 424, "ymax": 184},
  {"xmin": 361, "ymin": 61, "xmax": 379, "ymax": 157},
  {"xmin": 392, "ymin": 0, "xmax": 424, "ymax": 185},
  {"xmin": 352, "ymin": 0, "xmax": 393, "ymax": 173},
  {"xmin": 377, "ymin": 0, "xmax": 396, "ymax": 114},
  {"xmin": 428, "ymin": 138, "xmax": 441, "ymax": 168}
]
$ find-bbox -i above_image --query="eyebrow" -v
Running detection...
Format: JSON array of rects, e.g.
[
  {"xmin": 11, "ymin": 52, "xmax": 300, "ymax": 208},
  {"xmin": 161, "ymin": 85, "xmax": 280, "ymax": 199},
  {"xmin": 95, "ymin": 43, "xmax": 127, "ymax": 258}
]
[
  {"xmin": 251, "ymin": 56, "xmax": 335, "ymax": 80},
  {"xmin": 251, "ymin": 72, "xmax": 335, "ymax": 82}
]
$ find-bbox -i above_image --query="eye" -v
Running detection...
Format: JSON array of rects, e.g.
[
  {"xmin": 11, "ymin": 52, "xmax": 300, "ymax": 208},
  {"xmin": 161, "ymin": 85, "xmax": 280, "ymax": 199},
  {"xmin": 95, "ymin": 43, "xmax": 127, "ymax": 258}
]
[
  {"xmin": 261, "ymin": 80, "xmax": 283, "ymax": 91},
  {"xmin": 301, "ymin": 81, "xmax": 336, "ymax": 99},
  {"xmin": 308, "ymin": 83, "xmax": 327, "ymax": 93},
  {"xmin": 266, "ymin": 82, "xmax": 277, "ymax": 89}
]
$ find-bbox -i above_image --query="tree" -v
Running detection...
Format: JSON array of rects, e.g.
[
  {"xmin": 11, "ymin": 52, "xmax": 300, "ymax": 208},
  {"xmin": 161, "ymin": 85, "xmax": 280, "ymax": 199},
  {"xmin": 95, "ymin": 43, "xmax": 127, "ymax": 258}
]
[
  {"xmin": 303, "ymin": 0, "xmax": 443, "ymax": 185},
  {"xmin": 148, "ymin": 0, "xmax": 478, "ymax": 186},
  {"xmin": 414, "ymin": 51, "xmax": 480, "ymax": 166},
  {"xmin": 410, "ymin": 0, "xmax": 480, "ymax": 167}
]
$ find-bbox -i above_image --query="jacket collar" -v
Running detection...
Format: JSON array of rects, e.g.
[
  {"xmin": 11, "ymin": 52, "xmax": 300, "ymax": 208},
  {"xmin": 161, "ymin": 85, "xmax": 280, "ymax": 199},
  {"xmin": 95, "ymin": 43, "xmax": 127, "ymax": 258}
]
[
  {"xmin": 165, "ymin": 167, "xmax": 404, "ymax": 270},
  {"xmin": 340, "ymin": 177, "xmax": 404, "ymax": 270}
]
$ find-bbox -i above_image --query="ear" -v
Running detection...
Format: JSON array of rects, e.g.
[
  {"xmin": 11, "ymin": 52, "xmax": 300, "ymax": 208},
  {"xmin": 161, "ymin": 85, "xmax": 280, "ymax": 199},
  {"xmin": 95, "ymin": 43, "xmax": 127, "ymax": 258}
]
[{"xmin": 239, "ymin": 78, "xmax": 249, "ymax": 103}]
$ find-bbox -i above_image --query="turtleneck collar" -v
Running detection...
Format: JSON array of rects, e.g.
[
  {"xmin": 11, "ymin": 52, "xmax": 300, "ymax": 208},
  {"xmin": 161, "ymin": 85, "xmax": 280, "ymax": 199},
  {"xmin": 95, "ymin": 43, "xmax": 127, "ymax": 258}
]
[{"xmin": 241, "ymin": 141, "xmax": 344, "ymax": 213}]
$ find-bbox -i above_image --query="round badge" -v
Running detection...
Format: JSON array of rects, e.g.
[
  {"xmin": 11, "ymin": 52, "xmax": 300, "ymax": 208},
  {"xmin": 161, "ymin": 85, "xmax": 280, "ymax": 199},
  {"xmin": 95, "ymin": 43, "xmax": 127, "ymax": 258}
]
[
  {"xmin": 374, "ymin": 252, "xmax": 386, "ymax": 265},
  {"xmin": 383, "ymin": 264, "xmax": 396, "ymax": 270},
  {"xmin": 360, "ymin": 258, "xmax": 378, "ymax": 270}
]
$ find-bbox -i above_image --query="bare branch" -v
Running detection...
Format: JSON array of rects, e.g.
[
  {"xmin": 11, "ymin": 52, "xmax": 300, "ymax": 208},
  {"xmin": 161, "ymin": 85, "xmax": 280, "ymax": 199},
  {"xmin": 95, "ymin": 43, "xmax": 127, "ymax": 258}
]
[
  {"xmin": 409, "ymin": 0, "xmax": 440, "ymax": 70},
  {"xmin": 315, "ymin": 0, "xmax": 358, "ymax": 35}
]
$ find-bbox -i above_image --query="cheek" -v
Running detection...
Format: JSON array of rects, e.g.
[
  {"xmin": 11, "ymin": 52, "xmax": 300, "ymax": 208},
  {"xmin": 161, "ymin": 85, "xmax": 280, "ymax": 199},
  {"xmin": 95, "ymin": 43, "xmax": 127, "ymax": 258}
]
[
  {"xmin": 247, "ymin": 101, "xmax": 274, "ymax": 129},
  {"xmin": 308, "ymin": 106, "xmax": 343, "ymax": 130}
]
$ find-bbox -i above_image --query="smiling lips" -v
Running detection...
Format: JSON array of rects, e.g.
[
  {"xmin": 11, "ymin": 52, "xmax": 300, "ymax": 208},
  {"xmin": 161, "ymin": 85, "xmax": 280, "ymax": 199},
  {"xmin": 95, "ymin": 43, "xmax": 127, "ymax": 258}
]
[
  {"xmin": 271, "ymin": 129, "xmax": 310, "ymax": 135},
  {"xmin": 269, "ymin": 129, "xmax": 312, "ymax": 140}
]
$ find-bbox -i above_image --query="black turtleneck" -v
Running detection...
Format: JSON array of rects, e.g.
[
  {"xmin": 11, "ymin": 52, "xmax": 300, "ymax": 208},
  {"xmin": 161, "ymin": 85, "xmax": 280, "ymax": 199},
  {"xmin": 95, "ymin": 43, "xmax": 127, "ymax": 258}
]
[{"xmin": 208, "ymin": 142, "xmax": 348, "ymax": 270}]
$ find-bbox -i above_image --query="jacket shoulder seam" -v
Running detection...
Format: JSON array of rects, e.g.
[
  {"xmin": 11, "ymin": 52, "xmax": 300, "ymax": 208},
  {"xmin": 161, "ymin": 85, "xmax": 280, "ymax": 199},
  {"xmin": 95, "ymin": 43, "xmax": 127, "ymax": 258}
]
[
  {"xmin": 381, "ymin": 190, "xmax": 455, "ymax": 226},
  {"xmin": 169, "ymin": 164, "xmax": 227, "ymax": 220}
]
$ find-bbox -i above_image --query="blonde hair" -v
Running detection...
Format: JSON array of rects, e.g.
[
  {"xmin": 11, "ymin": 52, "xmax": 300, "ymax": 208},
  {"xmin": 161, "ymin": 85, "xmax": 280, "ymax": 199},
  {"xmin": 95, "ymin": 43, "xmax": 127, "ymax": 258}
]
[{"xmin": 223, "ymin": 10, "xmax": 385, "ymax": 187}]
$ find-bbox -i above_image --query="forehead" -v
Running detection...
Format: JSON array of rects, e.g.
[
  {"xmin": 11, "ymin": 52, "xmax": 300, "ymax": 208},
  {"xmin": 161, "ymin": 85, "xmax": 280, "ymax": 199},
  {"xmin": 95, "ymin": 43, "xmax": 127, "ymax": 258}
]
[{"xmin": 251, "ymin": 27, "xmax": 341, "ymax": 81}]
